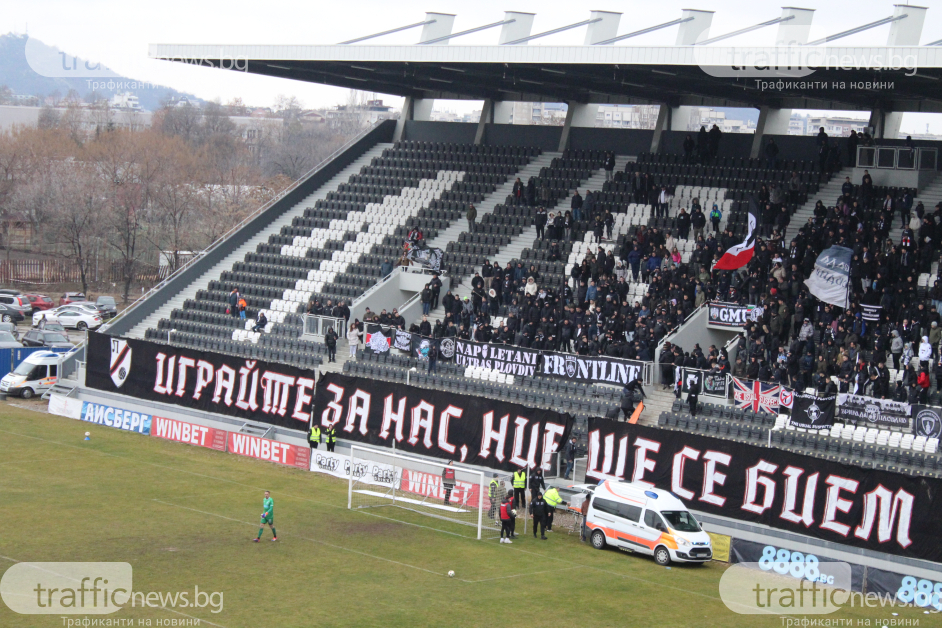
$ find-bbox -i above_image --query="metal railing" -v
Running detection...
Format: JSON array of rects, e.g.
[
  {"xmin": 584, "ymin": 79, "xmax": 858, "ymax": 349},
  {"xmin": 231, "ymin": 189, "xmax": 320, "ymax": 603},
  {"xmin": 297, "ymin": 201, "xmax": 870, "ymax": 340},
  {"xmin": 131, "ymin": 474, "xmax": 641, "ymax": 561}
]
[
  {"xmin": 101, "ymin": 121, "xmax": 385, "ymax": 334},
  {"xmin": 302, "ymin": 314, "xmax": 346, "ymax": 341},
  {"xmin": 856, "ymin": 146, "xmax": 937, "ymax": 171}
]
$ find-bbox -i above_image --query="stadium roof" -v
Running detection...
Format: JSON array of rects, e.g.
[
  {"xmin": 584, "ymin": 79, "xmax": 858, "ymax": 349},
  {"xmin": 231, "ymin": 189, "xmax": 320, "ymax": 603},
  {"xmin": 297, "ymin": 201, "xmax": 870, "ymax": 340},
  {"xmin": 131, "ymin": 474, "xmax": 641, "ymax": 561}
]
[{"xmin": 149, "ymin": 6, "xmax": 942, "ymax": 113}]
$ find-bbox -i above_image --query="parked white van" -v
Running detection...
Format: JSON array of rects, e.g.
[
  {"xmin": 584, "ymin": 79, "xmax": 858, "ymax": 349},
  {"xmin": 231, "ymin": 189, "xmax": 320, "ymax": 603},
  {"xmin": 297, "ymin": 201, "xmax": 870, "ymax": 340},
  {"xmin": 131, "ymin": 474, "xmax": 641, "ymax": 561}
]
[
  {"xmin": 586, "ymin": 480, "xmax": 712, "ymax": 565},
  {"xmin": 0, "ymin": 351, "xmax": 60, "ymax": 399}
]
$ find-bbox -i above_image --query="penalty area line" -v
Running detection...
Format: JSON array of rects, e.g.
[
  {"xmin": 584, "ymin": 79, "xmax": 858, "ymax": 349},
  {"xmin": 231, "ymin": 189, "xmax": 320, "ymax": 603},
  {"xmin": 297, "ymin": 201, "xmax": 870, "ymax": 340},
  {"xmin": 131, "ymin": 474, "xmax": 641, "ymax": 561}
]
[{"xmin": 152, "ymin": 499, "xmax": 447, "ymax": 579}]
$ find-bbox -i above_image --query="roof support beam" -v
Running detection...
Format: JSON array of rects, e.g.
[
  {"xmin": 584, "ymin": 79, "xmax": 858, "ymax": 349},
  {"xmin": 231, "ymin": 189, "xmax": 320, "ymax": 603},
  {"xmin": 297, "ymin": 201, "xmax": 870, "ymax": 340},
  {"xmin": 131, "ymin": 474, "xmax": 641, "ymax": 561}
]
[
  {"xmin": 420, "ymin": 19, "xmax": 515, "ymax": 45},
  {"xmin": 696, "ymin": 15, "xmax": 794, "ymax": 46},
  {"xmin": 675, "ymin": 10, "xmax": 714, "ymax": 45},
  {"xmin": 806, "ymin": 13, "xmax": 908, "ymax": 46},
  {"xmin": 498, "ymin": 12, "xmax": 535, "ymax": 45},
  {"xmin": 339, "ymin": 20, "xmax": 436, "ymax": 45},
  {"xmin": 594, "ymin": 17, "xmax": 693, "ymax": 46},
  {"xmin": 503, "ymin": 17, "xmax": 602, "ymax": 45}
]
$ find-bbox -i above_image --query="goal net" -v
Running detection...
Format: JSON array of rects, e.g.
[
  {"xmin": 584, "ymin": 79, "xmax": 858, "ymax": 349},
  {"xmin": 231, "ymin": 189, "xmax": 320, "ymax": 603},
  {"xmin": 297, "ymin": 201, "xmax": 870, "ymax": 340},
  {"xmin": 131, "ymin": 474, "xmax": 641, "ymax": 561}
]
[{"xmin": 348, "ymin": 445, "xmax": 488, "ymax": 539}]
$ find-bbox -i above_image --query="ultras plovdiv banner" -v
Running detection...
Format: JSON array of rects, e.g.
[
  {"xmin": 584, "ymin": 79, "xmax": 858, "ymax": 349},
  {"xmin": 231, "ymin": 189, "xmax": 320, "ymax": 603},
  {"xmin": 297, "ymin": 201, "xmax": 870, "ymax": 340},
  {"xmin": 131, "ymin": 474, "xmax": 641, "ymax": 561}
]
[
  {"xmin": 586, "ymin": 419, "xmax": 942, "ymax": 561},
  {"xmin": 312, "ymin": 373, "xmax": 573, "ymax": 473},
  {"xmin": 85, "ymin": 332, "xmax": 315, "ymax": 430}
]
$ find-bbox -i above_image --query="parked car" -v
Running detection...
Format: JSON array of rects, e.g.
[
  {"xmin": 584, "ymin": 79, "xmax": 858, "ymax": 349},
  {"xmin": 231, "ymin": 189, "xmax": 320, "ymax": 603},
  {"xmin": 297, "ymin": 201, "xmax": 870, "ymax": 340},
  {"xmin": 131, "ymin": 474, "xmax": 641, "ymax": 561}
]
[
  {"xmin": 25, "ymin": 294, "xmax": 55, "ymax": 312},
  {"xmin": 32, "ymin": 306, "xmax": 102, "ymax": 331},
  {"xmin": 0, "ymin": 303, "xmax": 25, "ymax": 323},
  {"xmin": 0, "ymin": 293, "xmax": 32, "ymax": 317},
  {"xmin": 21, "ymin": 329, "xmax": 74, "ymax": 349},
  {"xmin": 59, "ymin": 292, "xmax": 86, "ymax": 306},
  {"xmin": 0, "ymin": 331, "xmax": 22, "ymax": 348},
  {"xmin": 0, "ymin": 321, "xmax": 19, "ymax": 340},
  {"xmin": 35, "ymin": 321, "xmax": 65, "ymax": 333},
  {"xmin": 0, "ymin": 289, "xmax": 23, "ymax": 296},
  {"xmin": 0, "ymin": 351, "xmax": 60, "ymax": 398},
  {"xmin": 95, "ymin": 295, "xmax": 118, "ymax": 319}
]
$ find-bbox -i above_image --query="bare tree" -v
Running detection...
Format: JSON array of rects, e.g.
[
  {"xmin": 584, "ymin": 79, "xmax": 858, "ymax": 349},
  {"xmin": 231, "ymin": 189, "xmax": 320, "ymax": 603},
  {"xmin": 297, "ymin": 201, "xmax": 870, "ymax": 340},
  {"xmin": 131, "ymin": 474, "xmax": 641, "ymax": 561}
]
[{"xmin": 50, "ymin": 162, "xmax": 105, "ymax": 294}]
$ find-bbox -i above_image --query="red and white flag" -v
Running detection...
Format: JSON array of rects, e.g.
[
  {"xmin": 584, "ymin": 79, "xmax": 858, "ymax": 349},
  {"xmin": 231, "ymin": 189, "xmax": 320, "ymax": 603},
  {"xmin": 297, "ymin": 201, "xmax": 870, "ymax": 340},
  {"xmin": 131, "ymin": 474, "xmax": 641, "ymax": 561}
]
[{"xmin": 714, "ymin": 199, "xmax": 757, "ymax": 271}]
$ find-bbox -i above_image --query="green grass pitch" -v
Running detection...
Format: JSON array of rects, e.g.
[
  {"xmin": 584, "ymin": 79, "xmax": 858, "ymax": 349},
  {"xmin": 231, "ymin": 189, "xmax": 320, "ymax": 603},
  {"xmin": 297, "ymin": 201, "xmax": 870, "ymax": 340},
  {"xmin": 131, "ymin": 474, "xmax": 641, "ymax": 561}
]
[{"xmin": 0, "ymin": 405, "xmax": 929, "ymax": 627}]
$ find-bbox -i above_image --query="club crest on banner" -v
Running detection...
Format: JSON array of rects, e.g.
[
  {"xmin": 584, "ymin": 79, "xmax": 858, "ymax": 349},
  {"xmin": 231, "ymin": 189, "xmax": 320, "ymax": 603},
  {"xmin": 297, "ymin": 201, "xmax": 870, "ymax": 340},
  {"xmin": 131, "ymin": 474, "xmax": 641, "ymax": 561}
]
[
  {"xmin": 917, "ymin": 409, "xmax": 942, "ymax": 439},
  {"xmin": 109, "ymin": 338, "xmax": 132, "ymax": 388},
  {"xmin": 806, "ymin": 402, "xmax": 822, "ymax": 423},
  {"xmin": 565, "ymin": 354, "xmax": 577, "ymax": 378},
  {"xmin": 439, "ymin": 337, "xmax": 455, "ymax": 360}
]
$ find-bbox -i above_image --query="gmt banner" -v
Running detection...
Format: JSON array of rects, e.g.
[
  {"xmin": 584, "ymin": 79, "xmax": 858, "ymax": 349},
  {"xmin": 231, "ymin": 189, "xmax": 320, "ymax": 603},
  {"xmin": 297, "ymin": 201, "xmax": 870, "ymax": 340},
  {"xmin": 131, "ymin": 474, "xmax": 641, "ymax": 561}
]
[
  {"xmin": 707, "ymin": 302, "xmax": 758, "ymax": 328},
  {"xmin": 85, "ymin": 332, "xmax": 315, "ymax": 430},
  {"xmin": 586, "ymin": 419, "xmax": 942, "ymax": 561},
  {"xmin": 312, "ymin": 373, "xmax": 573, "ymax": 473}
]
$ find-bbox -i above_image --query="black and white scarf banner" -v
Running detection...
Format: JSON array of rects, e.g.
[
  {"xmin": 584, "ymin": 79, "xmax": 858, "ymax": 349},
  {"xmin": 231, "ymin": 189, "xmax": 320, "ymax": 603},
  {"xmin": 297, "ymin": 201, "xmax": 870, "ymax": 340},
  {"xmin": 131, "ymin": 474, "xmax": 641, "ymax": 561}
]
[
  {"xmin": 586, "ymin": 419, "xmax": 942, "ymax": 561},
  {"xmin": 313, "ymin": 373, "xmax": 573, "ymax": 473},
  {"xmin": 85, "ymin": 332, "xmax": 315, "ymax": 430},
  {"xmin": 836, "ymin": 393, "xmax": 911, "ymax": 430},
  {"xmin": 860, "ymin": 304, "xmax": 883, "ymax": 322},
  {"xmin": 394, "ymin": 329, "xmax": 413, "ymax": 352},
  {"xmin": 789, "ymin": 391, "xmax": 837, "ymax": 430}
]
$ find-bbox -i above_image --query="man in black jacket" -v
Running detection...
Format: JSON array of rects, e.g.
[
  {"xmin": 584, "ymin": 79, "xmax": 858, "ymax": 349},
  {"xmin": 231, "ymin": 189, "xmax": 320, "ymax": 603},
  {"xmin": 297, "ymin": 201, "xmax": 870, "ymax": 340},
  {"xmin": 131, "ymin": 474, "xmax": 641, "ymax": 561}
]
[
  {"xmin": 530, "ymin": 492, "xmax": 548, "ymax": 540},
  {"xmin": 535, "ymin": 207, "xmax": 547, "ymax": 240},
  {"xmin": 528, "ymin": 467, "xmax": 546, "ymax": 503},
  {"xmin": 604, "ymin": 152, "xmax": 615, "ymax": 182}
]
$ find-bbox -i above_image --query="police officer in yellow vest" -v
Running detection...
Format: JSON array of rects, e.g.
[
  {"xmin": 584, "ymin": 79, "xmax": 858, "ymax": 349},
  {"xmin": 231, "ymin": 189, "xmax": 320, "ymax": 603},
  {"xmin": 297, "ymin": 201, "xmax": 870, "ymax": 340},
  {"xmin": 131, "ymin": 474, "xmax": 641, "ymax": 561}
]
[
  {"xmin": 309, "ymin": 423, "xmax": 321, "ymax": 450},
  {"xmin": 543, "ymin": 486, "xmax": 565, "ymax": 532},
  {"xmin": 512, "ymin": 468, "xmax": 527, "ymax": 511},
  {"xmin": 326, "ymin": 426, "xmax": 337, "ymax": 452}
]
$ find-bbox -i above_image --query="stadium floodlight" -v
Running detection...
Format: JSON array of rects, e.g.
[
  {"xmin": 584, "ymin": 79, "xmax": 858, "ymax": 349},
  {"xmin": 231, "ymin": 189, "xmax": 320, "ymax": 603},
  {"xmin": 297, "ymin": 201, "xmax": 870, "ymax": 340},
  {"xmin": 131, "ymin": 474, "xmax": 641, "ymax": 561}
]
[{"xmin": 348, "ymin": 445, "xmax": 492, "ymax": 539}]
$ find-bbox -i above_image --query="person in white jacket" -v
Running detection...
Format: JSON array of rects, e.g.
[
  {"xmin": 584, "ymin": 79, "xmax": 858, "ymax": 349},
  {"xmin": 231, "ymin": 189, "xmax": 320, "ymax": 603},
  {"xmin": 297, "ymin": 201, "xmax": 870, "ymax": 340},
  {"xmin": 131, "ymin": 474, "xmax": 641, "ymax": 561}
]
[
  {"xmin": 918, "ymin": 336, "xmax": 933, "ymax": 371},
  {"xmin": 347, "ymin": 323, "xmax": 361, "ymax": 359},
  {"xmin": 524, "ymin": 277, "xmax": 538, "ymax": 298}
]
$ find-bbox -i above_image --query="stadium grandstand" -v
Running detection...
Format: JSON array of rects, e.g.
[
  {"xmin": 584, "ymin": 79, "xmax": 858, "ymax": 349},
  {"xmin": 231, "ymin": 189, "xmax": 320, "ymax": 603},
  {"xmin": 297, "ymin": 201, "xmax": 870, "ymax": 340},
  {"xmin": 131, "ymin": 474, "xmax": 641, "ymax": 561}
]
[{"xmin": 44, "ymin": 3, "xmax": 942, "ymax": 590}]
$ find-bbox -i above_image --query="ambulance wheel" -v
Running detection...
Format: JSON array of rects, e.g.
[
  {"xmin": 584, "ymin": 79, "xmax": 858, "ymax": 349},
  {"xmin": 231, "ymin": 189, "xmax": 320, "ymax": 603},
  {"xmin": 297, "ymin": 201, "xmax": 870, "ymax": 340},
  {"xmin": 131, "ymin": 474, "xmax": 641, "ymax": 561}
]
[
  {"xmin": 591, "ymin": 530, "xmax": 606, "ymax": 550},
  {"xmin": 20, "ymin": 388, "xmax": 34, "ymax": 399},
  {"xmin": 654, "ymin": 546, "xmax": 672, "ymax": 566}
]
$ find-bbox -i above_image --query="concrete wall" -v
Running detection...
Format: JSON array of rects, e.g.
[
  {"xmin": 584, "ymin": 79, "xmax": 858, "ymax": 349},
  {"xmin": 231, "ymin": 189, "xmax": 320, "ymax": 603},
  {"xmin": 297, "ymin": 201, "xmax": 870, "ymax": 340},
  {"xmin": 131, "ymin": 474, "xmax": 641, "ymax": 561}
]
[
  {"xmin": 658, "ymin": 130, "xmax": 754, "ymax": 159},
  {"xmin": 103, "ymin": 120, "xmax": 398, "ymax": 337},
  {"xmin": 569, "ymin": 128, "xmax": 654, "ymax": 155},
  {"xmin": 403, "ymin": 120, "xmax": 477, "ymax": 144},
  {"xmin": 484, "ymin": 123, "xmax": 562, "ymax": 151}
]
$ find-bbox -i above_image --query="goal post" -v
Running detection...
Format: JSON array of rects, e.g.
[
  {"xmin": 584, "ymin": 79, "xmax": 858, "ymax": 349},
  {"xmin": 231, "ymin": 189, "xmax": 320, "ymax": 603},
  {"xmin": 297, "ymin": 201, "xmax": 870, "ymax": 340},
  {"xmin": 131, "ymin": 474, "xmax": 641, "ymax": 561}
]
[{"xmin": 347, "ymin": 445, "xmax": 488, "ymax": 539}]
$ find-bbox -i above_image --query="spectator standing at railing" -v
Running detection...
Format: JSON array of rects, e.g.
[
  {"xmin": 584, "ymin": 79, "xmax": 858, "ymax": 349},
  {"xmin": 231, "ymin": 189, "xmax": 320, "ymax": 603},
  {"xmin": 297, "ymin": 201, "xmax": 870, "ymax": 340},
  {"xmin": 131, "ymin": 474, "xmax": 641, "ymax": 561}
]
[
  {"xmin": 380, "ymin": 258, "xmax": 393, "ymax": 279},
  {"xmin": 421, "ymin": 284, "xmax": 432, "ymax": 315},
  {"xmin": 347, "ymin": 322, "xmax": 361, "ymax": 359},
  {"xmin": 325, "ymin": 326, "xmax": 337, "ymax": 363}
]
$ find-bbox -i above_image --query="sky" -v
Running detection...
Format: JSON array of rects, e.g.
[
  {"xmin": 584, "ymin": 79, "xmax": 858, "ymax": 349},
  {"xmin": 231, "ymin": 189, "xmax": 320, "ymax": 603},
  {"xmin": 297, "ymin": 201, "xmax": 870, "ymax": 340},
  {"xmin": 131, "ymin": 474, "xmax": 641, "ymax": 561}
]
[{"xmin": 3, "ymin": 0, "xmax": 942, "ymax": 132}]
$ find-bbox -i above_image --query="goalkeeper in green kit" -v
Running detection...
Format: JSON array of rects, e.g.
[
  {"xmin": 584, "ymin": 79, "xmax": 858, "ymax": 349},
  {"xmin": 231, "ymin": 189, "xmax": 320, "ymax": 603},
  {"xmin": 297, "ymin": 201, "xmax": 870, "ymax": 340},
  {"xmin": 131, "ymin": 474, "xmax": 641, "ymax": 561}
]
[{"xmin": 252, "ymin": 490, "xmax": 277, "ymax": 542}]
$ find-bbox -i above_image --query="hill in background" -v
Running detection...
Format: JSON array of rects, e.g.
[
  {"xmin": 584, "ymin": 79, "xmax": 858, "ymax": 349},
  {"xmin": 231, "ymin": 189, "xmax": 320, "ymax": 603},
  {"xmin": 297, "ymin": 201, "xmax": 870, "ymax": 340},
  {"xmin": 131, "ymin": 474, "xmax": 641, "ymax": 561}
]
[{"xmin": 0, "ymin": 33, "xmax": 202, "ymax": 111}]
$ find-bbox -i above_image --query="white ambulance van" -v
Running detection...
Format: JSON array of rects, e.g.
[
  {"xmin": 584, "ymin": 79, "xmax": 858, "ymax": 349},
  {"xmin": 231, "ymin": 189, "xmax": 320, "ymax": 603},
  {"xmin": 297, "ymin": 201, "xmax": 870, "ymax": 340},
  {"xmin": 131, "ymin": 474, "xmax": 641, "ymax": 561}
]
[
  {"xmin": 585, "ymin": 480, "xmax": 712, "ymax": 565},
  {"xmin": 0, "ymin": 351, "xmax": 60, "ymax": 398}
]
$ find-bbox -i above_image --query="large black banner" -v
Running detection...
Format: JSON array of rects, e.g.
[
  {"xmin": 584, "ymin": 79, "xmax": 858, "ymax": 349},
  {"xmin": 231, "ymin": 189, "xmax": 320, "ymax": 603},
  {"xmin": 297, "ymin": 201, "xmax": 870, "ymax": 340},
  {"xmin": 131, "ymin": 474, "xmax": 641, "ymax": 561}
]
[
  {"xmin": 789, "ymin": 391, "xmax": 837, "ymax": 430},
  {"xmin": 837, "ymin": 393, "xmax": 911, "ymax": 430},
  {"xmin": 85, "ymin": 332, "xmax": 315, "ymax": 430},
  {"xmin": 586, "ymin": 419, "xmax": 942, "ymax": 561},
  {"xmin": 453, "ymin": 338, "xmax": 540, "ymax": 377},
  {"xmin": 865, "ymin": 565, "xmax": 942, "ymax": 611},
  {"xmin": 707, "ymin": 301, "xmax": 759, "ymax": 327},
  {"xmin": 913, "ymin": 405, "xmax": 942, "ymax": 439},
  {"xmin": 729, "ymin": 538, "xmax": 866, "ymax": 592},
  {"xmin": 313, "ymin": 373, "xmax": 573, "ymax": 472}
]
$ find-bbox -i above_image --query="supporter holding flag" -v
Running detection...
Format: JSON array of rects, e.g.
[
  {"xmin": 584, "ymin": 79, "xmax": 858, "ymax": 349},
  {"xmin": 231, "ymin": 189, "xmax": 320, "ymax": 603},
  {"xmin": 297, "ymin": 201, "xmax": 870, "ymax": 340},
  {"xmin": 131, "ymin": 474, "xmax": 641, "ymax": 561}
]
[{"xmin": 713, "ymin": 199, "xmax": 757, "ymax": 271}]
